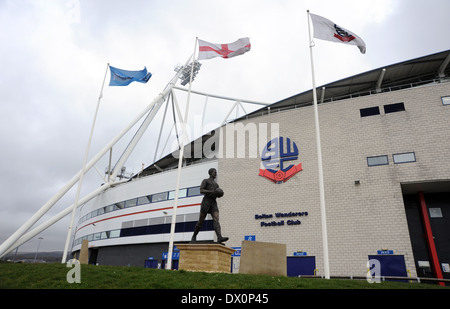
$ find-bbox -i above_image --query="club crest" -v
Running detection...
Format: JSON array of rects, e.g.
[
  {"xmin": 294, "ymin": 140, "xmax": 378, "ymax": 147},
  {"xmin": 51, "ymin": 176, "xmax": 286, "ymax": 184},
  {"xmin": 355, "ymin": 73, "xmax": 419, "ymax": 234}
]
[
  {"xmin": 334, "ymin": 24, "xmax": 356, "ymax": 42},
  {"xmin": 259, "ymin": 137, "xmax": 302, "ymax": 184}
]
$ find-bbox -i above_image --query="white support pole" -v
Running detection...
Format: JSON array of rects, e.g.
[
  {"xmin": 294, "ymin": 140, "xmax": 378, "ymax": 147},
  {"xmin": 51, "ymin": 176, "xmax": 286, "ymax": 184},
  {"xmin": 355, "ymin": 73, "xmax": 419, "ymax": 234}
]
[
  {"xmin": 221, "ymin": 101, "xmax": 239, "ymax": 125},
  {"xmin": 172, "ymin": 86, "xmax": 268, "ymax": 106},
  {"xmin": 62, "ymin": 63, "xmax": 109, "ymax": 263},
  {"xmin": 166, "ymin": 37, "xmax": 198, "ymax": 270},
  {"xmin": 307, "ymin": 10, "xmax": 330, "ymax": 279},
  {"xmin": 158, "ymin": 122, "xmax": 176, "ymax": 160},
  {"xmin": 153, "ymin": 94, "xmax": 171, "ymax": 163},
  {"xmin": 201, "ymin": 95, "xmax": 209, "ymax": 135},
  {"xmin": 1, "ymin": 182, "xmax": 113, "ymax": 258},
  {"xmin": 238, "ymin": 101, "xmax": 248, "ymax": 115},
  {"xmin": 109, "ymin": 55, "xmax": 194, "ymax": 182},
  {"xmin": 0, "ymin": 60, "xmax": 190, "ymax": 258},
  {"xmin": 109, "ymin": 93, "xmax": 167, "ymax": 180}
]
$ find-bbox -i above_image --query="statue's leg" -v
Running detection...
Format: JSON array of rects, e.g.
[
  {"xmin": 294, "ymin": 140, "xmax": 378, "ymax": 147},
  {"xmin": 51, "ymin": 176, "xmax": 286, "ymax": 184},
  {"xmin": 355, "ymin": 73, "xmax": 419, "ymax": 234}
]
[
  {"xmin": 212, "ymin": 211, "xmax": 228, "ymax": 243},
  {"xmin": 191, "ymin": 212, "xmax": 207, "ymax": 241}
]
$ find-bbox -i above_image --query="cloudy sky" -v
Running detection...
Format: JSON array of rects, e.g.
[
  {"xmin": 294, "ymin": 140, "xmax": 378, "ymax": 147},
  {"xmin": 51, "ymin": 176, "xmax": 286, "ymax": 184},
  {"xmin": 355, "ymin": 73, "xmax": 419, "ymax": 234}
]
[{"xmin": 1, "ymin": 0, "xmax": 449, "ymax": 253}]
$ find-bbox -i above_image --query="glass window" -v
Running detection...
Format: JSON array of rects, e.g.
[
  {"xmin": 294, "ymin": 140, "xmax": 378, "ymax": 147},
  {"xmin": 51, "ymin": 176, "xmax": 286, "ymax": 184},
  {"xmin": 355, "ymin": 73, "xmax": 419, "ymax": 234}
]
[
  {"xmin": 168, "ymin": 188, "xmax": 187, "ymax": 200},
  {"xmin": 125, "ymin": 199, "xmax": 137, "ymax": 208},
  {"xmin": 137, "ymin": 196, "xmax": 151, "ymax": 205},
  {"xmin": 187, "ymin": 186, "xmax": 201, "ymax": 197},
  {"xmin": 93, "ymin": 233, "xmax": 101, "ymax": 241},
  {"xmin": 442, "ymin": 96, "xmax": 450, "ymax": 106},
  {"xmin": 97, "ymin": 207, "xmax": 105, "ymax": 215},
  {"xmin": 384, "ymin": 102, "xmax": 405, "ymax": 114},
  {"xmin": 151, "ymin": 192, "xmax": 167, "ymax": 203},
  {"xmin": 429, "ymin": 208, "xmax": 443, "ymax": 218},
  {"xmin": 105, "ymin": 205, "xmax": 114, "ymax": 213},
  {"xmin": 115, "ymin": 201, "xmax": 125, "ymax": 209},
  {"xmin": 367, "ymin": 155, "xmax": 389, "ymax": 166},
  {"xmin": 360, "ymin": 106, "xmax": 380, "ymax": 117},
  {"xmin": 393, "ymin": 152, "xmax": 416, "ymax": 164},
  {"xmin": 109, "ymin": 230, "xmax": 120, "ymax": 238}
]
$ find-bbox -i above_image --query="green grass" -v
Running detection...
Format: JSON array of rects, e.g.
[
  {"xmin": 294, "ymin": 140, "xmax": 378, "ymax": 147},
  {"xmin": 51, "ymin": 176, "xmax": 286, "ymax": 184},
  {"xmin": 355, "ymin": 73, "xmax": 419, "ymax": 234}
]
[{"xmin": 0, "ymin": 262, "xmax": 447, "ymax": 289}]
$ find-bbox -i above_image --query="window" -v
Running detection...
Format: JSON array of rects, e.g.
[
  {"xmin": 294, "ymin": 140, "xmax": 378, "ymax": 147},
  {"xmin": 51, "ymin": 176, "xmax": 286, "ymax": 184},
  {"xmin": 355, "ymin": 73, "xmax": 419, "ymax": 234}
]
[
  {"xmin": 115, "ymin": 201, "xmax": 125, "ymax": 209},
  {"xmin": 151, "ymin": 192, "xmax": 167, "ymax": 203},
  {"xmin": 187, "ymin": 186, "xmax": 201, "ymax": 197},
  {"xmin": 384, "ymin": 102, "xmax": 405, "ymax": 114},
  {"xmin": 125, "ymin": 199, "xmax": 137, "ymax": 208},
  {"xmin": 429, "ymin": 208, "xmax": 443, "ymax": 218},
  {"xmin": 393, "ymin": 152, "xmax": 416, "ymax": 164},
  {"xmin": 168, "ymin": 188, "xmax": 187, "ymax": 200},
  {"xmin": 360, "ymin": 106, "xmax": 380, "ymax": 117},
  {"xmin": 137, "ymin": 196, "xmax": 151, "ymax": 205},
  {"xmin": 109, "ymin": 230, "xmax": 120, "ymax": 238},
  {"xmin": 442, "ymin": 96, "xmax": 450, "ymax": 106},
  {"xmin": 367, "ymin": 155, "xmax": 389, "ymax": 166},
  {"xmin": 93, "ymin": 233, "xmax": 102, "ymax": 241}
]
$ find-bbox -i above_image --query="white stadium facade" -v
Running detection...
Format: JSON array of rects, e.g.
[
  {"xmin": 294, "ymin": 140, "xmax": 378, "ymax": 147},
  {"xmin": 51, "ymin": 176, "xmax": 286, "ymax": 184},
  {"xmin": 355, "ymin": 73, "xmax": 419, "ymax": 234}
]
[
  {"xmin": 2, "ymin": 49, "xmax": 449, "ymax": 285},
  {"xmin": 68, "ymin": 49, "xmax": 450, "ymax": 283}
]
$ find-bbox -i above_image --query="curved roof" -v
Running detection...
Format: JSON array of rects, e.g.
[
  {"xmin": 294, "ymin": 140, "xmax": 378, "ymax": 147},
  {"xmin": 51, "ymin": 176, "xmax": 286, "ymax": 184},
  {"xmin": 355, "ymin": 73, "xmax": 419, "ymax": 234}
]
[{"xmin": 248, "ymin": 49, "xmax": 450, "ymax": 115}]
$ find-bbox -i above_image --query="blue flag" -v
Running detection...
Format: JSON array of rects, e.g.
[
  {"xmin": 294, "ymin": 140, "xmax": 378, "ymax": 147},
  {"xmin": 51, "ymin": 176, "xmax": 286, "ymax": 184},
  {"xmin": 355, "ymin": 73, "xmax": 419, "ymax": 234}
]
[{"xmin": 109, "ymin": 66, "xmax": 152, "ymax": 86}]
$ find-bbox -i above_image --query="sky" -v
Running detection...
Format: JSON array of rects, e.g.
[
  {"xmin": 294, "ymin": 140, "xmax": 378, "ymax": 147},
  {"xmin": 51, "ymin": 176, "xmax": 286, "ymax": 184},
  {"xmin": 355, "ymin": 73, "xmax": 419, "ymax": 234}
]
[{"xmin": 0, "ymin": 0, "xmax": 449, "ymax": 253}]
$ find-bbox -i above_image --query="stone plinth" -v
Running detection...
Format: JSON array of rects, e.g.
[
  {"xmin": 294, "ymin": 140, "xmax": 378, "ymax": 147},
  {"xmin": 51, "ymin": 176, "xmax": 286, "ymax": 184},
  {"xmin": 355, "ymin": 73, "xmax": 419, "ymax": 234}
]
[
  {"xmin": 239, "ymin": 240, "xmax": 287, "ymax": 276},
  {"xmin": 79, "ymin": 239, "xmax": 89, "ymax": 265},
  {"xmin": 176, "ymin": 243, "xmax": 235, "ymax": 273}
]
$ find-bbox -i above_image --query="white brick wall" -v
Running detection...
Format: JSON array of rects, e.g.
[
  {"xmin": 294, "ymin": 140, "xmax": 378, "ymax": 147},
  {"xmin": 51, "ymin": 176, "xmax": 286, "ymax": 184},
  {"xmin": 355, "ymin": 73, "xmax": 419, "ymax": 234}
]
[{"xmin": 218, "ymin": 81, "xmax": 450, "ymax": 277}]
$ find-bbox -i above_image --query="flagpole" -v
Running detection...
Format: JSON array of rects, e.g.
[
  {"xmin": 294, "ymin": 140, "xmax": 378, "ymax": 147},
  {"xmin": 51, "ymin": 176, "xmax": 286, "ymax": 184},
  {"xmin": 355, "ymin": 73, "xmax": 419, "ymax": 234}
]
[
  {"xmin": 307, "ymin": 10, "xmax": 330, "ymax": 279},
  {"xmin": 61, "ymin": 63, "xmax": 109, "ymax": 263},
  {"xmin": 166, "ymin": 37, "xmax": 198, "ymax": 270}
]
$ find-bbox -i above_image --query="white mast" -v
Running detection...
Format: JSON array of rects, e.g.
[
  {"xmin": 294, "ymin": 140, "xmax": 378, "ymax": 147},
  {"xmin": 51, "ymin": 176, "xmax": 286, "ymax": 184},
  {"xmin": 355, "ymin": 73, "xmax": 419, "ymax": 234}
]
[
  {"xmin": 166, "ymin": 37, "xmax": 198, "ymax": 270},
  {"xmin": 307, "ymin": 10, "xmax": 330, "ymax": 279},
  {"xmin": 61, "ymin": 63, "xmax": 109, "ymax": 263}
]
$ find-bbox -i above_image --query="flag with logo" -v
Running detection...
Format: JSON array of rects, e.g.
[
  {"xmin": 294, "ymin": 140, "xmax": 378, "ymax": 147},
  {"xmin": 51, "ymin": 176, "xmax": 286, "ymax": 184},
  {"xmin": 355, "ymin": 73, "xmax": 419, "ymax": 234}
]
[
  {"xmin": 198, "ymin": 37, "xmax": 251, "ymax": 60},
  {"xmin": 109, "ymin": 66, "xmax": 152, "ymax": 86},
  {"xmin": 309, "ymin": 13, "xmax": 366, "ymax": 54}
]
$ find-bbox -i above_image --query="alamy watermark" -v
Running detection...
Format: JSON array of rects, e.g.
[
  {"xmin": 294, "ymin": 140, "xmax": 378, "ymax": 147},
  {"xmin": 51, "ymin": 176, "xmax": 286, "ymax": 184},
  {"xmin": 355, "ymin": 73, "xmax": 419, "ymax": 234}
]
[
  {"xmin": 366, "ymin": 259, "xmax": 381, "ymax": 284},
  {"xmin": 66, "ymin": 259, "xmax": 81, "ymax": 284},
  {"xmin": 170, "ymin": 119, "xmax": 280, "ymax": 160}
]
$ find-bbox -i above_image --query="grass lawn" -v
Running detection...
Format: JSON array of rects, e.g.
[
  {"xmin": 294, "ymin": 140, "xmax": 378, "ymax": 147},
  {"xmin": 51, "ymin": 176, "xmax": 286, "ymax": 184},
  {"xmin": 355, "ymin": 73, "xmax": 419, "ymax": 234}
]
[{"xmin": 0, "ymin": 262, "xmax": 448, "ymax": 290}]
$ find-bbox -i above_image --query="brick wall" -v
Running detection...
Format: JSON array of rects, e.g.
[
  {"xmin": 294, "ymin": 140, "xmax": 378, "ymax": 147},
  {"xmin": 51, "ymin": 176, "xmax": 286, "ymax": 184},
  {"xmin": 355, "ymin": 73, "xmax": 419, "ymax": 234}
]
[{"xmin": 217, "ymin": 81, "xmax": 450, "ymax": 277}]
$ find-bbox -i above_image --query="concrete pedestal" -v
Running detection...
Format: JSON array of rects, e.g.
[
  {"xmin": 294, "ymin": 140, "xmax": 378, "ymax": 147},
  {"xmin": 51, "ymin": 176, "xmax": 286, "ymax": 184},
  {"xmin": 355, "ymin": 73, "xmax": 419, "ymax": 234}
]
[
  {"xmin": 239, "ymin": 240, "xmax": 287, "ymax": 276},
  {"xmin": 176, "ymin": 243, "xmax": 235, "ymax": 273},
  {"xmin": 79, "ymin": 239, "xmax": 89, "ymax": 265}
]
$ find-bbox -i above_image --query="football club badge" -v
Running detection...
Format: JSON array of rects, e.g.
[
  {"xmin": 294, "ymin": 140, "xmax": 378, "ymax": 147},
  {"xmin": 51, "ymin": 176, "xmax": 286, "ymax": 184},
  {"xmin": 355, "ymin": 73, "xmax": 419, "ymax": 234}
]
[{"xmin": 259, "ymin": 137, "xmax": 302, "ymax": 184}]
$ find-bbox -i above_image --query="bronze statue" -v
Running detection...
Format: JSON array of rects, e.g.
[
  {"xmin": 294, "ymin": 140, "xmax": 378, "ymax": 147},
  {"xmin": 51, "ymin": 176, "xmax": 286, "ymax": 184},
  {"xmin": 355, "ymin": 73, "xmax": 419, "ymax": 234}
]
[{"xmin": 191, "ymin": 168, "xmax": 228, "ymax": 243}]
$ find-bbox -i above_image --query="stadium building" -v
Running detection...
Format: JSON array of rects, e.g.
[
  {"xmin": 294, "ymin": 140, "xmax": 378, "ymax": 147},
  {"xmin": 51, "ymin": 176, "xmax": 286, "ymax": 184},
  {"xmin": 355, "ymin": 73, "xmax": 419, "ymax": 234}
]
[{"xmin": 71, "ymin": 50, "xmax": 450, "ymax": 281}]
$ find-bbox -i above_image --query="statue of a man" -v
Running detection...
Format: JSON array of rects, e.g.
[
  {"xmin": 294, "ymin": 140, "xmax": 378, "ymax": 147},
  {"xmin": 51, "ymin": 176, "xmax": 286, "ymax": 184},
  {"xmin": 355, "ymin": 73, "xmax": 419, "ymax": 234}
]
[{"xmin": 191, "ymin": 168, "xmax": 228, "ymax": 243}]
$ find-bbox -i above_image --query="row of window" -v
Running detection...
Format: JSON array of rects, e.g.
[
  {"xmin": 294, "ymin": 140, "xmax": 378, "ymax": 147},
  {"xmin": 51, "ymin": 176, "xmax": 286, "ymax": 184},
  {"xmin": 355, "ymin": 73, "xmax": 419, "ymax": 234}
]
[
  {"xmin": 72, "ymin": 219, "xmax": 213, "ymax": 247},
  {"xmin": 77, "ymin": 185, "xmax": 202, "ymax": 225},
  {"xmin": 360, "ymin": 96, "xmax": 450, "ymax": 118},
  {"xmin": 360, "ymin": 102, "xmax": 405, "ymax": 117},
  {"xmin": 367, "ymin": 152, "xmax": 416, "ymax": 167}
]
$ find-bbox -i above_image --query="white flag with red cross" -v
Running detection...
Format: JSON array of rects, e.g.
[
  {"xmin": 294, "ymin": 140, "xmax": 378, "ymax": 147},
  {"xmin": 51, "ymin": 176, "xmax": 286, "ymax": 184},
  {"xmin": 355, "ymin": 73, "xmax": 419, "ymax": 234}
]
[{"xmin": 197, "ymin": 38, "xmax": 251, "ymax": 60}]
